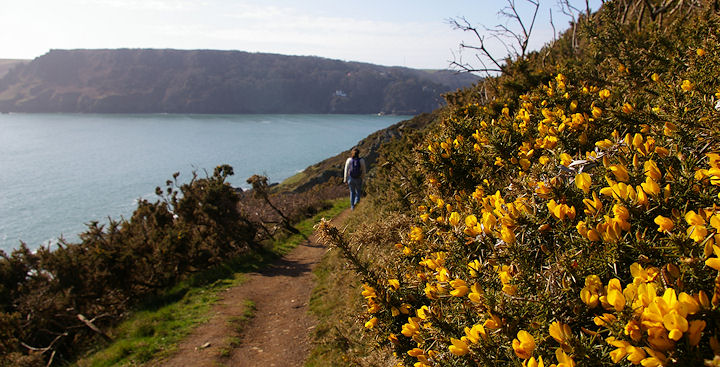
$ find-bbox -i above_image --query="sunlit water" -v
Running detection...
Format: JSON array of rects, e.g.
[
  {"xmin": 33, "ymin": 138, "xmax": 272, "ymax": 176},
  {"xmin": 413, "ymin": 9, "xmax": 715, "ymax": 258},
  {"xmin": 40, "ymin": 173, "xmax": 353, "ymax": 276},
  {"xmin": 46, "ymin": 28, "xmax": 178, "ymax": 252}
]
[{"xmin": 0, "ymin": 113, "xmax": 409, "ymax": 252}]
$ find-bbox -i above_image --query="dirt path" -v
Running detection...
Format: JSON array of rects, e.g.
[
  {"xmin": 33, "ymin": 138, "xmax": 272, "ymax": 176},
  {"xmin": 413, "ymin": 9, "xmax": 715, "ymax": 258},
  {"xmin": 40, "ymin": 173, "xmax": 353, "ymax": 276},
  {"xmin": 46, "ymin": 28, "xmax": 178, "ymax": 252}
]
[{"xmin": 155, "ymin": 209, "xmax": 351, "ymax": 367}]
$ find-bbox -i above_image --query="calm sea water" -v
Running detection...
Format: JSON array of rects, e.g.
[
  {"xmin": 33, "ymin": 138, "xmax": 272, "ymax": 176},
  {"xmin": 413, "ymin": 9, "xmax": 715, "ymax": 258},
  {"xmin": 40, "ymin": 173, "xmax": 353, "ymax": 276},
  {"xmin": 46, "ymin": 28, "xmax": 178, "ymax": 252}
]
[{"xmin": 0, "ymin": 113, "xmax": 409, "ymax": 252}]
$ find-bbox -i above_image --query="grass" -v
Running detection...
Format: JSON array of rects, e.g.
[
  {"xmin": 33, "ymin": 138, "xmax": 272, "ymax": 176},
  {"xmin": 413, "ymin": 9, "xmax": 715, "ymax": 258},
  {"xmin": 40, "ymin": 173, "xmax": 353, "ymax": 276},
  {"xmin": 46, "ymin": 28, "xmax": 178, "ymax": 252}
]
[
  {"xmin": 219, "ymin": 300, "xmax": 256, "ymax": 358},
  {"xmin": 71, "ymin": 198, "xmax": 349, "ymax": 367},
  {"xmin": 304, "ymin": 201, "xmax": 372, "ymax": 367},
  {"xmin": 305, "ymin": 200, "xmax": 404, "ymax": 367},
  {"xmin": 272, "ymin": 198, "xmax": 349, "ymax": 255}
]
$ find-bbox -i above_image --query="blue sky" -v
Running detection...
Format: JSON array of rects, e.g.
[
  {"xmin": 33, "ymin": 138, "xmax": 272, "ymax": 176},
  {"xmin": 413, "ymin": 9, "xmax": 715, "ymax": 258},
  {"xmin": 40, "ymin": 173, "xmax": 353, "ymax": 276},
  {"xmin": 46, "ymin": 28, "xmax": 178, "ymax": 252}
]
[{"xmin": 0, "ymin": 0, "xmax": 601, "ymax": 69}]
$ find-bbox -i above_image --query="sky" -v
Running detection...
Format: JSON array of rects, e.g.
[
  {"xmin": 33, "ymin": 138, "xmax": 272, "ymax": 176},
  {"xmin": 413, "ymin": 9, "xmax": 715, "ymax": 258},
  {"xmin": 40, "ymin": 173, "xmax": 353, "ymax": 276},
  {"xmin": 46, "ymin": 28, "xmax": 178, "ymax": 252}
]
[{"xmin": 0, "ymin": 0, "xmax": 602, "ymax": 69}]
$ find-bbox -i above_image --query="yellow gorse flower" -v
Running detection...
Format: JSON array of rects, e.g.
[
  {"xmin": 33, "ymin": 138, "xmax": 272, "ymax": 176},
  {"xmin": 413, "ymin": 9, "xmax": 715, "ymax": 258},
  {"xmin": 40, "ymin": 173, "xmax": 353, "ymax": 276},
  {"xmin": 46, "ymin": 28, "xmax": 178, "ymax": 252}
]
[
  {"xmin": 523, "ymin": 356, "xmax": 545, "ymax": 367},
  {"xmin": 654, "ymin": 215, "xmax": 674, "ymax": 232},
  {"xmin": 450, "ymin": 278, "xmax": 469, "ymax": 297},
  {"xmin": 448, "ymin": 337, "xmax": 469, "ymax": 356},
  {"xmin": 685, "ymin": 210, "xmax": 707, "ymax": 242},
  {"xmin": 575, "ymin": 172, "xmax": 592, "ymax": 194},
  {"xmin": 364, "ymin": 317, "xmax": 378, "ymax": 329},
  {"xmin": 512, "ymin": 330, "xmax": 536, "ymax": 360},
  {"xmin": 549, "ymin": 321, "xmax": 572, "ymax": 345},
  {"xmin": 681, "ymin": 79, "xmax": 693, "ymax": 91}
]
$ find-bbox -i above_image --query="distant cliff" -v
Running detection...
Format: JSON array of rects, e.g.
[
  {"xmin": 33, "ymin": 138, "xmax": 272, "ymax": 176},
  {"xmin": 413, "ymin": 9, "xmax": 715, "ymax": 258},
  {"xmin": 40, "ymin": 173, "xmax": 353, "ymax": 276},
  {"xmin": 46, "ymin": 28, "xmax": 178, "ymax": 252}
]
[{"xmin": 0, "ymin": 49, "xmax": 479, "ymax": 114}]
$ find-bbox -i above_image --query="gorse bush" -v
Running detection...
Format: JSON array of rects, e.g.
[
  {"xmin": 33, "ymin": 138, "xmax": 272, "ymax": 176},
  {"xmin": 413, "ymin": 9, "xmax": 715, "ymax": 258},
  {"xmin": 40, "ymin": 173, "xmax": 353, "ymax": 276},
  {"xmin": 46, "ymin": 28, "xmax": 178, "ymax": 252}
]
[
  {"xmin": 0, "ymin": 164, "xmax": 341, "ymax": 366},
  {"xmin": 317, "ymin": 2, "xmax": 720, "ymax": 366}
]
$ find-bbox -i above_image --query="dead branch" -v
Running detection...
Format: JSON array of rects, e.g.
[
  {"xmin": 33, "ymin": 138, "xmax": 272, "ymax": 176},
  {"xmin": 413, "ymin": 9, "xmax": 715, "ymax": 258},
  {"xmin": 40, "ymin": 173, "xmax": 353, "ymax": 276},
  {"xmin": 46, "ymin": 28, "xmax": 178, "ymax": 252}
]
[
  {"xmin": 20, "ymin": 332, "xmax": 68, "ymax": 353},
  {"xmin": 448, "ymin": 0, "xmax": 541, "ymax": 75},
  {"xmin": 77, "ymin": 313, "xmax": 112, "ymax": 341},
  {"xmin": 448, "ymin": 17, "xmax": 505, "ymax": 75},
  {"xmin": 557, "ymin": 0, "xmax": 582, "ymax": 49},
  {"xmin": 499, "ymin": 0, "xmax": 540, "ymax": 58}
]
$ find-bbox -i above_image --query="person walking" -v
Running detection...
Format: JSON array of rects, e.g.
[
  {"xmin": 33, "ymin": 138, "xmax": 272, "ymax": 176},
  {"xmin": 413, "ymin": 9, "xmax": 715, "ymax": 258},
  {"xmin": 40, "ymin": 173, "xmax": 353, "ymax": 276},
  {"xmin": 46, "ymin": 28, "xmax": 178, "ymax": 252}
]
[{"xmin": 343, "ymin": 148, "xmax": 366, "ymax": 210}]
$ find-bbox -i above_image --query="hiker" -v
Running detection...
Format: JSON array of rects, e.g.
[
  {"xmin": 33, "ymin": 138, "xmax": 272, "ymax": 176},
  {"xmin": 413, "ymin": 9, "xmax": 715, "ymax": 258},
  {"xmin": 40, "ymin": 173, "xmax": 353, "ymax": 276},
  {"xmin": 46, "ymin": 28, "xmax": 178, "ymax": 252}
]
[{"xmin": 343, "ymin": 148, "xmax": 366, "ymax": 210}]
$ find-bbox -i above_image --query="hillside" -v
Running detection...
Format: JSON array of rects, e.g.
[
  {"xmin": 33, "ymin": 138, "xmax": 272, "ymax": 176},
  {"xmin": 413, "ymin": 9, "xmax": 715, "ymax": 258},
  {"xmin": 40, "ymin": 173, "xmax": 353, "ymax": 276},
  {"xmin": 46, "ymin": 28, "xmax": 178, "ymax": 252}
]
[
  {"xmin": 0, "ymin": 49, "xmax": 478, "ymax": 114},
  {"xmin": 0, "ymin": 59, "xmax": 28, "ymax": 78},
  {"xmin": 275, "ymin": 112, "xmax": 437, "ymax": 193},
  {"xmin": 311, "ymin": 1, "xmax": 720, "ymax": 366}
]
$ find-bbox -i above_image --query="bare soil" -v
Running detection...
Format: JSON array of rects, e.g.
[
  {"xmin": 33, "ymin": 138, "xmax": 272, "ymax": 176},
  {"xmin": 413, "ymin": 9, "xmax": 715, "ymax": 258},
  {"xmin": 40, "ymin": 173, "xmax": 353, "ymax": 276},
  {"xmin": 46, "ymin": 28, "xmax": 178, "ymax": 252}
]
[{"xmin": 154, "ymin": 209, "xmax": 351, "ymax": 367}]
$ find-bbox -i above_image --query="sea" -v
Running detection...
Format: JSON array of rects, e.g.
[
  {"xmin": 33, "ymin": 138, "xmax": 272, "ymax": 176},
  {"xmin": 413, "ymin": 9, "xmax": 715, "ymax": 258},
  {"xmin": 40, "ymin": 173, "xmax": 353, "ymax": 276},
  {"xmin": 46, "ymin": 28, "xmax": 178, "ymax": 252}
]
[{"xmin": 0, "ymin": 113, "xmax": 410, "ymax": 253}]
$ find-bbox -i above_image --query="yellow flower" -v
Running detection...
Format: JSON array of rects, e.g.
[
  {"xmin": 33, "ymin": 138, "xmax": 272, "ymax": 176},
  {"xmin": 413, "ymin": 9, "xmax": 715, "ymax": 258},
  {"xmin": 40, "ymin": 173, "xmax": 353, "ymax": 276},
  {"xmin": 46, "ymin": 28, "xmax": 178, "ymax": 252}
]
[
  {"xmin": 641, "ymin": 349, "xmax": 668, "ymax": 367},
  {"xmin": 361, "ymin": 284, "xmax": 377, "ymax": 299},
  {"xmin": 583, "ymin": 191, "xmax": 603, "ymax": 216},
  {"xmin": 607, "ymin": 337, "xmax": 630, "ymax": 363},
  {"xmin": 685, "ymin": 210, "xmax": 708, "ymax": 242},
  {"xmin": 599, "ymin": 89, "xmax": 611, "ymax": 99},
  {"xmin": 654, "ymin": 215, "xmax": 674, "ymax": 232},
  {"xmin": 595, "ymin": 139, "xmax": 613, "ymax": 149},
  {"xmin": 554, "ymin": 348, "xmax": 575, "ymax": 367},
  {"xmin": 581, "ymin": 275, "xmax": 602, "ymax": 308},
  {"xmin": 575, "ymin": 172, "xmax": 592, "ymax": 194},
  {"xmin": 663, "ymin": 310, "xmax": 688, "ymax": 341},
  {"xmin": 624, "ymin": 320, "xmax": 642, "ymax": 342},
  {"xmin": 450, "ymin": 278, "xmax": 469, "ymax": 297},
  {"xmin": 499, "ymin": 225, "xmax": 516, "ymax": 244},
  {"xmin": 647, "ymin": 327, "xmax": 674, "ymax": 352},
  {"xmin": 524, "ymin": 356, "xmax": 545, "ymax": 367},
  {"xmin": 592, "ymin": 106, "xmax": 603, "ymax": 118},
  {"xmin": 535, "ymin": 181, "xmax": 552, "ymax": 198},
  {"xmin": 607, "ymin": 287, "xmax": 626, "ymax": 311},
  {"xmin": 409, "ymin": 226, "xmax": 424, "ymax": 242},
  {"xmin": 549, "ymin": 321, "xmax": 572, "ymax": 345},
  {"xmin": 641, "ymin": 176, "xmax": 661, "ymax": 196},
  {"xmin": 609, "ymin": 164, "xmax": 630, "ymax": 182},
  {"xmin": 512, "ymin": 330, "xmax": 536, "ymax": 360},
  {"xmin": 625, "ymin": 345, "xmax": 646, "ymax": 364},
  {"xmin": 484, "ymin": 314, "xmax": 502, "ymax": 329},
  {"xmin": 364, "ymin": 317, "xmax": 378, "ymax": 329},
  {"xmin": 448, "ymin": 211, "xmax": 461, "ymax": 227},
  {"xmin": 681, "ymin": 79, "xmax": 693, "ymax": 92},
  {"xmin": 449, "ymin": 337, "xmax": 470, "ymax": 356},
  {"xmin": 644, "ymin": 160, "xmax": 662, "ymax": 180},
  {"xmin": 688, "ymin": 319, "xmax": 706, "ymax": 346},
  {"xmin": 705, "ymin": 256, "xmax": 720, "ymax": 271},
  {"xmin": 401, "ymin": 317, "xmax": 421, "ymax": 337},
  {"xmin": 651, "ymin": 73, "xmax": 660, "ymax": 82},
  {"xmin": 547, "ymin": 200, "xmax": 576, "ymax": 221},
  {"xmin": 468, "ymin": 283, "xmax": 483, "ymax": 304},
  {"xmin": 464, "ymin": 323, "xmax": 487, "ymax": 343},
  {"xmin": 464, "ymin": 215, "xmax": 480, "ymax": 236},
  {"xmin": 622, "ymin": 103, "xmax": 634, "ymax": 114},
  {"xmin": 482, "ymin": 212, "xmax": 497, "ymax": 234},
  {"xmin": 388, "ymin": 279, "xmax": 400, "ymax": 291},
  {"xmin": 560, "ymin": 153, "xmax": 572, "ymax": 167},
  {"xmin": 697, "ymin": 48, "xmax": 706, "ymax": 57}
]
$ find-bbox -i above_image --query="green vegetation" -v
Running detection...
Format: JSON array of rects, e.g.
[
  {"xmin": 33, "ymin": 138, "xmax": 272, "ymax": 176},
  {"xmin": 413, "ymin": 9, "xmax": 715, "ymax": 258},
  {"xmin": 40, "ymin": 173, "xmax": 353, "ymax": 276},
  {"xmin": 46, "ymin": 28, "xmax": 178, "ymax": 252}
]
[
  {"xmin": 0, "ymin": 161, "xmax": 346, "ymax": 366},
  {"xmin": 313, "ymin": 2, "xmax": 720, "ymax": 366},
  {"xmin": 71, "ymin": 199, "xmax": 346, "ymax": 367},
  {"xmin": 72, "ymin": 275, "xmax": 243, "ymax": 367}
]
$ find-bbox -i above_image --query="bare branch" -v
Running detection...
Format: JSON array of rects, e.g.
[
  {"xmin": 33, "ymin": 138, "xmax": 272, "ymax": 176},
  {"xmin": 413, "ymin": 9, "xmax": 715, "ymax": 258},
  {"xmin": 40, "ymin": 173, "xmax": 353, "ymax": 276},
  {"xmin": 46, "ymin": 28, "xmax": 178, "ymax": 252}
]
[
  {"xmin": 448, "ymin": 17, "xmax": 505, "ymax": 72},
  {"xmin": 549, "ymin": 8, "xmax": 557, "ymax": 43}
]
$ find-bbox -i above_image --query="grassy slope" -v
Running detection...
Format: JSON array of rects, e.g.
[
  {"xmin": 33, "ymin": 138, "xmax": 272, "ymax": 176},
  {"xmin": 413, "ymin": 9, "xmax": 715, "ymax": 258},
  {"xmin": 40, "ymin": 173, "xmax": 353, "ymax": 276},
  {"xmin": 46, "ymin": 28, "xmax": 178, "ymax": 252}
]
[{"xmin": 274, "ymin": 112, "xmax": 437, "ymax": 193}]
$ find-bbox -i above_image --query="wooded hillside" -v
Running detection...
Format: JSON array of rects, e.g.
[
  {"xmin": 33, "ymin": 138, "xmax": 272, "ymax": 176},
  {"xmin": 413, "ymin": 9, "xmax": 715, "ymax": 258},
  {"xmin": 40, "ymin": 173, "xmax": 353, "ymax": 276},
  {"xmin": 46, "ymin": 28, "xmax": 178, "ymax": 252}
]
[{"xmin": 0, "ymin": 49, "xmax": 478, "ymax": 114}]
